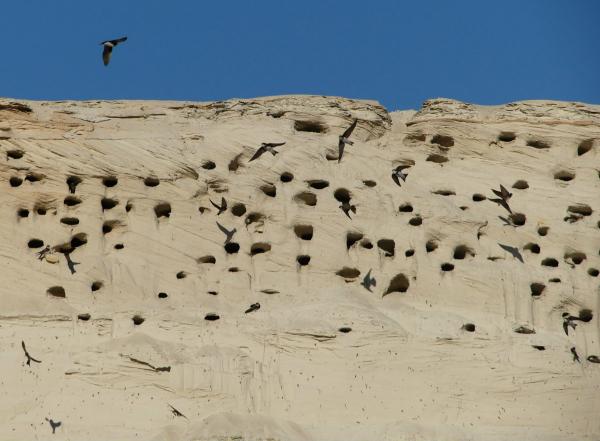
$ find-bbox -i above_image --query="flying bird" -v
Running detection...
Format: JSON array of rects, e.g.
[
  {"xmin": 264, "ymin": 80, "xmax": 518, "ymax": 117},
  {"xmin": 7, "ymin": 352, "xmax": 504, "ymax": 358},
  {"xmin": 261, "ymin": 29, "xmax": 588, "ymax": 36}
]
[
  {"xmin": 210, "ymin": 197, "xmax": 227, "ymax": 215},
  {"xmin": 101, "ymin": 36, "xmax": 127, "ymax": 66},
  {"xmin": 45, "ymin": 418, "xmax": 61, "ymax": 434},
  {"xmin": 216, "ymin": 221, "xmax": 236, "ymax": 244},
  {"xmin": 571, "ymin": 346, "xmax": 580, "ymax": 363},
  {"xmin": 489, "ymin": 197, "xmax": 512, "ymax": 214},
  {"xmin": 562, "ymin": 312, "xmax": 579, "ymax": 336},
  {"xmin": 339, "ymin": 202, "xmax": 357, "ymax": 219},
  {"xmin": 391, "ymin": 165, "xmax": 410, "ymax": 187},
  {"xmin": 21, "ymin": 341, "xmax": 41, "ymax": 366},
  {"xmin": 360, "ymin": 269, "xmax": 376, "ymax": 292},
  {"xmin": 248, "ymin": 142, "xmax": 286, "ymax": 162},
  {"xmin": 338, "ymin": 119, "xmax": 358, "ymax": 163},
  {"xmin": 245, "ymin": 302, "xmax": 260, "ymax": 314},
  {"xmin": 64, "ymin": 251, "xmax": 80, "ymax": 275},
  {"xmin": 168, "ymin": 404, "xmax": 188, "ymax": 420},
  {"xmin": 36, "ymin": 246, "xmax": 51, "ymax": 261},
  {"xmin": 491, "ymin": 184, "xmax": 512, "ymax": 201}
]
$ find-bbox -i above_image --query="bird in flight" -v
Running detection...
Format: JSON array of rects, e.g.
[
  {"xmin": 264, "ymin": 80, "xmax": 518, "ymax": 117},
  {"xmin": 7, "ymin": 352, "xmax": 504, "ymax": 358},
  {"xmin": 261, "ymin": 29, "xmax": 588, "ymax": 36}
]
[
  {"xmin": 21, "ymin": 341, "xmax": 41, "ymax": 366},
  {"xmin": 245, "ymin": 302, "xmax": 260, "ymax": 314},
  {"xmin": 168, "ymin": 404, "xmax": 188, "ymax": 419},
  {"xmin": 339, "ymin": 201, "xmax": 357, "ymax": 219},
  {"xmin": 249, "ymin": 142, "xmax": 286, "ymax": 162},
  {"xmin": 360, "ymin": 269, "xmax": 376, "ymax": 292},
  {"xmin": 216, "ymin": 221, "xmax": 236, "ymax": 244},
  {"xmin": 101, "ymin": 37, "xmax": 127, "ymax": 66},
  {"xmin": 491, "ymin": 184, "xmax": 512, "ymax": 201},
  {"xmin": 562, "ymin": 312, "xmax": 579, "ymax": 336},
  {"xmin": 210, "ymin": 197, "xmax": 227, "ymax": 215},
  {"xmin": 36, "ymin": 246, "xmax": 51, "ymax": 261},
  {"xmin": 45, "ymin": 418, "xmax": 61, "ymax": 434},
  {"xmin": 338, "ymin": 119, "xmax": 358, "ymax": 163},
  {"xmin": 571, "ymin": 347, "xmax": 580, "ymax": 363},
  {"xmin": 391, "ymin": 165, "xmax": 410, "ymax": 187}
]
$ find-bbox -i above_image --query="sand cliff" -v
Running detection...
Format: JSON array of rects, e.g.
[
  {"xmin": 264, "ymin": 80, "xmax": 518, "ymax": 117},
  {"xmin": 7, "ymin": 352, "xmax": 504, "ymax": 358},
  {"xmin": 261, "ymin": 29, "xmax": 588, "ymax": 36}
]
[{"xmin": 0, "ymin": 95, "xmax": 599, "ymax": 440}]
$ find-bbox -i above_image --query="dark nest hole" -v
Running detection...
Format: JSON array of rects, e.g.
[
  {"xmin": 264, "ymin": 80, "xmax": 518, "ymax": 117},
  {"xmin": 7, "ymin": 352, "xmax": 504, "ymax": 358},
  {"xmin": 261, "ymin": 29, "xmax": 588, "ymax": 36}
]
[
  {"xmin": 336, "ymin": 267, "xmax": 360, "ymax": 279},
  {"xmin": 197, "ymin": 255, "xmax": 216, "ymax": 264},
  {"xmin": 228, "ymin": 267, "xmax": 239, "ymax": 272},
  {"xmin": 532, "ymin": 345, "xmax": 546, "ymax": 351},
  {"xmin": 66, "ymin": 176, "xmax": 82, "ymax": 192},
  {"xmin": 530, "ymin": 283, "xmax": 545, "ymax": 297},
  {"xmin": 176, "ymin": 271, "xmax": 187, "ymax": 279},
  {"xmin": 297, "ymin": 255, "xmax": 311, "ymax": 266},
  {"xmin": 9, "ymin": 177, "xmax": 23, "ymax": 187},
  {"xmin": 132, "ymin": 315, "xmax": 145, "ymax": 325},
  {"xmin": 78, "ymin": 313, "xmax": 91, "ymax": 321},
  {"xmin": 472, "ymin": 194, "xmax": 486, "ymax": 202},
  {"xmin": 245, "ymin": 212, "xmax": 265, "ymax": 226},
  {"xmin": 294, "ymin": 225, "xmax": 313, "ymax": 241},
  {"xmin": 409, "ymin": 216, "xmax": 423, "ymax": 226},
  {"xmin": 102, "ymin": 221, "xmax": 119, "ymax": 234},
  {"xmin": 251, "ymin": 242, "xmax": 271, "ymax": 256},
  {"xmin": 47, "ymin": 286, "xmax": 66, "ymax": 298},
  {"xmin": 25, "ymin": 173, "xmax": 44, "ymax": 183},
  {"xmin": 224, "ymin": 242, "xmax": 240, "ymax": 254},
  {"xmin": 577, "ymin": 139, "xmax": 594, "ymax": 156},
  {"xmin": 114, "ymin": 243, "xmax": 125, "ymax": 250},
  {"xmin": 102, "ymin": 176, "xmax": 118, "ymax": 187},
  {"xmin": 567, "ymin": 204, "xmax": 592, "ymax": 216},
  {"xmin": 578, "ymin": 309, "xmax": 593, "ymax": 322},
  {"xmin": 405, "ymin": 249, "xmax": 415, "ymax": 257},
  {"xmin": 526, "ymin": 139, "xmax": 550, "ymax": 149},
  {"xmin": 554, "ymin": 170, "xmax": 575, "ymax": 182},
  {"xmin": 6, "ymin": 149, "xmax": 24, "ymax": 160},
  {"xmin": 61, "ymin": 217, "xmax": 79, "ymax": 226},
  {"xmin": 17, "ymin": 208, "xmax": 29, "ymax": 218},
  {"xmin": 205, "ymin": 313, "xmax": 220, "ymax": 321},
  {"xmin": 144, "ymin": 176, "xmax": 160, "ymax": 187},
  {"xmin": 537, "ymin": 226, "xmax": 549, "ymax": 237},
  {"xmin": 35, "ymin": 206, "xmax": 48, "ymax": 216},
  {"xmin": 158, "ymin": 292, "xmax": 168, "ymax": 299},
  {"xmin": 441, "ymin": 262, "xmax": 454, "ymax": 272},
  {"xmin": 549, "ymin": 278, "xmax": 561, "ymax": 283},
  {"xmin": 307, "ymin": 179, "xmax": 329, "ymax": 190},
  {"xmin": 64, "ymin": 196, "xmax": 82, "ymax": 207},
  {"xmin": 202, "ymin": 160, "xmax": 216, "ymax": 170},
  {"xmin": 333, "ymin": 188, "xmax": 351, "ymax": 204},
  {"xmin": 280, "ymin": 172, "xmax": 294, "ymax": 183},
  {"xmin": 363, "ymin": 180, "xmax": 377, "ymax": 187},
  {"xmin": 425, "ymin": 240, "xmax": 438, "ymax": 253},
  {"xmin": 260, "ymin": 183, "xmax": 277, "ymax": 197},
  {"xmin": 565, "ymin": 251, "xmax": 586, "ymax": 265},
  {"xmin": 512, "ymin": 180, "xmax": 529, "ymax": 190},
  {"xmin": 509, "ymin": 213, "xmax": 526, "ymax": 226},
  {"xmin": 360, "ymin": 239, "xmax": 373, "ymax": 249},
  {"xmin": 207, "ymin": 291, "xmax": 218, "ymax": 296},
  {"xmin": 126, "ymin": 202, "xmax": 133, "ymax": 212},
  {"xmin": 432, "ymin": 189, "xmax": 456, "ymax": 196},
  {"xmin": 27, "ymin": 239, "xmax": 44, "ymax": 248},
  {"xmin": 338, "ymin": 327, "xmax": 352, "ymax": 333},
  {"xmin": 384, "ymin": 274, "xmax": 409, "ymax": 296},
  {"xmin": 399, "ymin": 203, "xmax": 413, "ymax": 213},
  {"xmin": 462, "ymin": 323, "xmax": 476, "ymax": 332},
  {"xmin": 524, "ymin": 243, "xmax": 541, "ymax": 254},
  {"xmin": 346, "ymin": 232, "xmax": 364, "ymax": 249},
  {"xmin": 231, "ymin": 203, "xmax": 246, "ymax": 217},
  {"xmin": 426, "ymin": 154, "xmax": 448, "ymax": 164},
  {"xmin": 91, "ymin": 281, "xmax": 103, "ymax": 292},
  {"xmin": 154, "ymin": 202, "xmax": 171, "ymax": 218},
  {"xmin": 431, "ymin": 134, "xmax": 454, "ymax": 148},
  {"xmin": 294, "ymin": 120, "xmax": 328, "ymax": 133},
  {"xmin": 588, "ymin": 268, "xmax": 599, "ymax": 277},
  {"xmin": 541, "ymin": 257, "xmax": 559, "ymax": 267},
  {"xmin": 71, "ymin": 233, "xmax": 87, "ymax": 248},
  {"xmin": 497, "ymin": 132, "xmax": 516, "ymax": 142},
  {"xmin": 294, "ymin": 192, "xmax": 317, "ymax": 206},
  {"xmin": 101, "ymin": 197, "xmax": 119, "ymax": 210},
  {"xmin": 377, "ymin": 239, "xmax": 395, "ymax": 257},
  {"xmin": 453, "ymin": 245, "xmax": 475, "ymax": 260}
]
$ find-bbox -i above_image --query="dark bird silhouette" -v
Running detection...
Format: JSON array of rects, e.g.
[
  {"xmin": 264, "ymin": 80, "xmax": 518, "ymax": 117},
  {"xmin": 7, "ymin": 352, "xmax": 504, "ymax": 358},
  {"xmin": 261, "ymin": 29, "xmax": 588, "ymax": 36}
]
[
  {"xmin": 210, "ymin": 197, "xmax": 227, "ymax": 215},
  {"xmin": 391, "ymin": 165, "xmax": 410, "ymax": 187},
  {"xmin": 169, "ymin": 404, "xmax": 188, "ymax": 419},
  {"xmin": 338, "ymin": 119, "xmax": 358, "ymax": 163},
  {"xmin": 492, "ymin": 184, "xmax": 512, "ymax": 201},
  {"xmin": 562, "ymin": 312, "xmax": 579, "ymax": 336},
  {"xmin": 64, "ymin": 252, "xmax": 80, "ymax": 275},
  {"xmin": 498, "ymin": 243, "xmax": 524, "ymax": 263},
  {"xmin": 66, "ymin": 176, "xmax": 80, "ymax": 194},
  {"xmin": 360, "ymin": 269, "xmax": 376, "ymax": 292},
  {"xmin": 21, "ymin": 341, "xmax": 41, "ymax": 366},
  {"xmin": 45, "ymin": 418, "xmax": 61, "ymax": 434},
  {"xmin": 339, "ymin": 202, "xmax": 356, "ymax": 219},
  {"xmin": 36, "ymin": 245, "xmax": 51, "ymax": 261},
  {"xmin": 587, "ymin": 355, "xmax": 600, "ymax": 364},
  {"xmin": 477, "ymin": 221, "xmax": 488, "ymax": 240},
  {"xmin": 571, "ymin": 346, "xmax": 580, "ymax": 363},
  {"xmin": 216, "ymin": 221, "xmax": 236, "ymax": 244},
  {"xmin": 101, "ymin": 36, "xmax": 127, "ymax": 66},
  {"xmin": 489, "ymin": 197, "xmax": 512, "ymax": 214},
  {"xmin": 245, "ymin": 302, "xmax": 260, "ymax": 314},
  {"xmin": 248, "ymin": 142, "xmax": 286, "ymax": 162}
]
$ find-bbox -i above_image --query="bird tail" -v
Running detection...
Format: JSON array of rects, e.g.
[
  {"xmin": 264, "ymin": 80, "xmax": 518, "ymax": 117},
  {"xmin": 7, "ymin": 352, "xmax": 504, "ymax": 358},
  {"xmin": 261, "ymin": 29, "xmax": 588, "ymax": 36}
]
[{"xmin": 346, "ymin": 140, "xmax": 354, "ymax": 145}]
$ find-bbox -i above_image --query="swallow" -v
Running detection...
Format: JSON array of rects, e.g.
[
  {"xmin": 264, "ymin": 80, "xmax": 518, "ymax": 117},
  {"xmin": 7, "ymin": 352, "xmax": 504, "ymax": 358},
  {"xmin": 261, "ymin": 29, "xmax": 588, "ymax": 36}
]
[
  {"xmin": 100, "ymin": 36, "xmax": 127, "ymax": 66},
  {"xmin": 391, "ymin": 165, "xmax": 410, "ymax": 186},
  {"xmin": 45, "ymin": 418, "xmax": 61, "ymax": 434},
  {"xmin": 169, "ymin": 404, "xmax": 188, "ymax": 420},
  {"xmin": 587, "ymin": 355, "xmax": 600, "ymax": 363},
  {"xmin": 248, "ymin": 142, "xmax": 286, "ymax": 162},
  {"xmin": 216, "ymin": 221, "xmax": 236, "ymax": 244},
  {"xmin": 562, "ymin": 312, "xmax": 579, "ymax": 336},
  {"xmin": 338, "ymin": 119, "xmax": 358, "ymax": 163},
  {"xmin": 36, "ymin": 245, "xmax": 51, "ymax": 261},
  {"xmin": 21, "ymin": 341, "xmax": 41, "ymax": 366},
  {"xmin": 498, "ymin": 243, "xmax": 524, "ymax": 263},
  {"xmin": 210, "ymin": 197, "xmax": 227, "ymax": 215},
  {"xmin": 245, "ymin": 302, "xmax": 260, "ymax": 314},
  {"xmin": 64, "ymin": 251, "xmax": 79, "ymax": 275},
  {"xmin": 491, "ymin": 184, "xmax": 512, "ymax": 201},
  {"xmin": 339, "ymin": 202, "xmax": 356, "ymax": 219},
  {"xmin": 66, "ymin": 176, "xmax": 81, "ymax": 194},
  {"xmin": 571, "ymin": 346, "xmax": 580, "ymax": 363},
  {"xmin": 489, "ymin": 197, "xmax": 512, "ymax": 214},
  {"xmin": 360, "ymin": 269, "xmax": 376, "ymax": 292}
]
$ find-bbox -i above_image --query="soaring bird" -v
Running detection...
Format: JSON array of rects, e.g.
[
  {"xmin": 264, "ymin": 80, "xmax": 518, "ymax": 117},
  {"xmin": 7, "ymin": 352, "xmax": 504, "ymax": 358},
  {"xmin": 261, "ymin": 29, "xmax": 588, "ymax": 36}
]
[
  {"xmin": 210, "ymin": 197, "xmax": 227, "ymax": 215},
  {"xmin": 248, "ymin": 142, "xmax": 286, "ymax": 162},
  {"xmin": 21, "ymin": 341, "xmax": 41, "ymax": 366},
  {"xmin": 391, "ymin": 165, "xmax": 410, "ymax": 187},
  {"xmin": 216, "ymin": 221, "xmax": 236, "ymax": 244},
  {"xmin": 245, "ymin": 302, "xmax": 260, "ymax": 314},
  {"xmin": 360, "ymin": 269, "xmax": 376, "ymax": 292},
  {"xmin": 168, "ymin": 404, "xmax": 188, "ymax": 419},
  {"xmin": 491, "ymin": 184, "xmax": 512, "ymax": 201},
  {"xmin": 571, "ymin": 347, "xmax": 580, "ymax": 363},
  {"xmin": 45, "ymin": 418, "xmax": 61, "ymax": 434},
  {"xmin": 562, "ymin": 312, "xmax": 579, "ymax": 336},
  {"xmin": 100, "ymin": 37, "xmax": 127, "ymax": 66},
  {"xmin": 339, "ymin": 201, "xmax": 357, "ymax": 219},
  {"xmin": 338, "ymin": 119, "xmax": 358, "ymax": 163}
]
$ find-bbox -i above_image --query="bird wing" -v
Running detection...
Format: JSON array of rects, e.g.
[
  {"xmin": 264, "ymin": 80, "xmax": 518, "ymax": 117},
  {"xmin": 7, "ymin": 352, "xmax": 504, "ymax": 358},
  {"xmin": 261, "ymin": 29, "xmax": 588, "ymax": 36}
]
[
  {"xmin": 341, "ymin": 119, "xmax": 358, "ymax": 138},
  {"xmin": 264, "ymin": 142, "xmax": 286, "ymax": 148},
  {"xmin": 500, "ymin": 199, "xmax": 512, "ymax": 214},
  {"xmin": 391, "ymin": 173, "xmax": 401, "ymax": 186},
  {"xmin": 220, "ymin": 197, "xmax": 227, "ymax": 211},
  {"xmin": 216, "ymin": 221, "xmax": 230, "ymax": 236},
  {"xmin": 500, "ymin": 184, "xmax": 511, "ymax": 199},
  {"xmin": 102, "ymin": 45, "xmax": 112, "ymax": 66},
  {"xmin": 338, "ymin": 139, "xmax": 345, "ymax": 163},
  {"xmin": 491, "ymin": 188, "xmax": 503, "ymax": 199},
  {"xmin": 209, "ymin": 199, "xmax": 221, "ymax": 210},
  {"xmin": 563, "ymin": 320, "xmax": 569, "ymax": 335},
  {"xmin": 249, "ymin": 146, "xmax": 266, "ymax": 162},
  {"xmin": 21, "ymin": 340, "xmax": 27, "ymax": 353},
  {"xmin": 111, "ymin": 36, "xmax": 128, "ymax": 45}
]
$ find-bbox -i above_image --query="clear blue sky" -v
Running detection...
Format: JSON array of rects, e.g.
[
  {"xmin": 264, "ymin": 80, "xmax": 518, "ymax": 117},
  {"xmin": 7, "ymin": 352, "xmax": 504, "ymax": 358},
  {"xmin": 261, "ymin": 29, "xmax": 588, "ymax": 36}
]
[{"xmin": 3, "ymin": 0, "xmax": 598, "ymax": 110}]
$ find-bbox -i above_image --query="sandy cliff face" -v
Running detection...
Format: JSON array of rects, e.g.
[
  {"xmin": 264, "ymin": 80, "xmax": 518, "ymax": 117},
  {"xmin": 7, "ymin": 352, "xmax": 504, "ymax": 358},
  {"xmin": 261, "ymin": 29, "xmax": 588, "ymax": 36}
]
[{"xmin": 0, "ymin": 95, "xmax": 599, "ymax": 441}]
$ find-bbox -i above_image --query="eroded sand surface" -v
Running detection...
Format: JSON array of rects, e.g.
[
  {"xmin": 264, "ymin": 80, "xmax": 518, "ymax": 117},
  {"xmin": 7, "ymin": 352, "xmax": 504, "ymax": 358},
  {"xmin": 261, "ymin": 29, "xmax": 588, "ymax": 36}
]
[{"xmin": 0, "ymin": 96, "xmax": 599, "ymax": 440}]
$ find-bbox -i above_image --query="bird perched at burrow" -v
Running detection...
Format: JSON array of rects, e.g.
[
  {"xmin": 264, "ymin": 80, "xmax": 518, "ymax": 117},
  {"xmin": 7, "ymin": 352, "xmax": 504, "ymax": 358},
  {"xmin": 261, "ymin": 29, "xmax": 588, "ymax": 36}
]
[
  {"xmin": 248, "ymin": 142, "xmax": 286, "ymax": 162},
  {"xmin": 338, "ymin": 119, "xmax": 358, "ymax": 163},
  {"xmin": 100, "ymin": 36, "xmax": 127, "ymax": 66}
]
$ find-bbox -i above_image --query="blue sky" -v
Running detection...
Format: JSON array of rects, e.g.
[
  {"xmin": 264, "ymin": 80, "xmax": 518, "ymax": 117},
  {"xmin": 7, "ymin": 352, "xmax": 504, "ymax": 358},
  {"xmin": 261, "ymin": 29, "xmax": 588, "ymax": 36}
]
[{"xmin": 2, "ymin": 1, "xmax": 598, "ymax": 110}]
